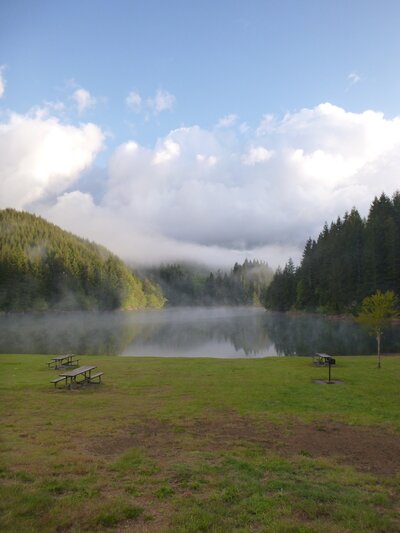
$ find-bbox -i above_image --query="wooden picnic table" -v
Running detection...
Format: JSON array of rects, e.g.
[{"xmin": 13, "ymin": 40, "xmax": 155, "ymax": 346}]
[
  {"xmin": 47, "ymin": 354, "xmax": 79, "ymax": 369},
  {"xmin": 52, "ymin": 365, "xmax": 103, "ymax": 388}
]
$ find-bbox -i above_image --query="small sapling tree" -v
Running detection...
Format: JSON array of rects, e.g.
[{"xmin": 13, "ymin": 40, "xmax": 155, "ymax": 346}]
[{"xmin": 355, "ymin": 290, "xmax": 398, "ymax": 368}]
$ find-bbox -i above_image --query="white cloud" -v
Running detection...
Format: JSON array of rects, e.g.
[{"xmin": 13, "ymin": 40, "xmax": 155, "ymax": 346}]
[
  {"xmin": 348, "ymin": 71, "xmax": 361, "ymax": 86},
  {"xmin": 44, "ymin": 190, "xmax": 301, "ymax": 268},
  {"xmin": 72, "ymin": 88, "xmax": 96, "ymax": 113},
  {"xmin": 216, "ymin": 114, "xmax": 238, "ymax": 128},
  {"xmin": 147, "ymin": 89, "xmax": 175, "ymax": 114},
  {"xmin": 0, "ymin": 111, "xmax": 104, "ymax": 209},
  {"xmin": 54, "ymin": 190, "xmax": 96, "ymax": 213},
  {"xmin": 126, "ymin": 91, "xmax": 142, "ymax": 112},
  {"xmin": 242, "ymin": 146, "xmax": 273, "ymax": 165},
  {"xmin": 96, "ymin": 103, "xmax": 400, "ymax": 265},
  {"xmin": 196, "ymin": 154, "xmax": 217, "ymax": 167},
  {"xmin": 0, "ymin": 65, "xmax": 6, "ymax": 98},
  {"xmin": 153, "ymin": 138, "xmax": 181, "ymax": 165},
  {"xmin": 256, "ymin": 114, "xmax": 275, "ymax": 136},
  {"xmin": 4, "ymin": 100, "xmax": 400, "ymax": 269},
  {"xmin": 126, "ymin": 88, "xmax": 175, "ymax": 117}
]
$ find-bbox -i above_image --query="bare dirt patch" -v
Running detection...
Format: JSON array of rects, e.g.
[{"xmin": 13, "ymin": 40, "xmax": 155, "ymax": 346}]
[
  {"xmin": 279, "ymin": 420, "xmax": 400, "ymax": 475},
  {"xmin": 88, "ymin": 415, "xmax": 400, "ymax": 476}
]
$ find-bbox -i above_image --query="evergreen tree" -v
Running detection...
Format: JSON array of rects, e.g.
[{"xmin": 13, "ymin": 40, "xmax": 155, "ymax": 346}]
[
  {"xmin": 146, "ymin": 260, "xmax": 274, "ymax": 306},
  {"xmin": 263, "ymin": 259, "xmax": 296, "ymax": 311},
  {"xmin": 0, "ymin": 209, "xmax": 165, "ymax": 311},
  {"xmin": 264, "ymin": 192, "xmax": 400, "ymax": 315}
]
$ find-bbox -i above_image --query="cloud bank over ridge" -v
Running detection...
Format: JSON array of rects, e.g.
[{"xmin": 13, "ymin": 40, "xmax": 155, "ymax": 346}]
[{"xmin": 1, "ymin": 100, "xmax": 400, "ymax": 268}]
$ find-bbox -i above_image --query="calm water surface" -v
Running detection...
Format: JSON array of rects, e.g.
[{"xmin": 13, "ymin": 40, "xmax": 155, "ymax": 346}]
[{"xmin": 1, "ymin": 307, "xmax": 400, "ymax": 357}]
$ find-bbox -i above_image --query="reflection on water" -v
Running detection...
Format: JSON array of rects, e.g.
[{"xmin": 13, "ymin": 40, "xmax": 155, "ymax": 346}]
[{"xmin": 1, "ymin": 307, "xmax": 400, "ymax": 357}]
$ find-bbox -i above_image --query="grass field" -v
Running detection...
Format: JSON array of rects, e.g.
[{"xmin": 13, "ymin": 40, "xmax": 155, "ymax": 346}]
[{"xmin": 1, "ymin": 354, "xmax": 399, "ymax": 532}]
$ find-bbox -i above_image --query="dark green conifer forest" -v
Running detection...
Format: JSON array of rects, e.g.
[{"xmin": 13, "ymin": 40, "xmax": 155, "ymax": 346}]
[
  {"xmin": 0, "ymin": 209, "xmax": 273, "ymax": 312},
  {"xmin": 0, "ymin": 209, "xmax": 165, "ymax": 311},
  {"xmin": 263, "ymin": 192, "xmax": 400, "ymax": 313},
  {"xmin": 144, "ymin": 259, "xmax": 274, "ymax": 306}
]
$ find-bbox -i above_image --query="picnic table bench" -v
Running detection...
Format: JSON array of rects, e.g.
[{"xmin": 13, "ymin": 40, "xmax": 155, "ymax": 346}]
[
  {"xmin": 313, "ymin": 353, "xmax": 336, "ymax": 366},
  {"xmin": 50, "ymin": 365, "xmax": 104, "ymax": 389},
  {"xmin": 47, "ymin": 354, "xmax": 80, "ymax": 369},
  {"xmin": 50, "ymin": 376, "xmax": 67, "ymax": 388}
]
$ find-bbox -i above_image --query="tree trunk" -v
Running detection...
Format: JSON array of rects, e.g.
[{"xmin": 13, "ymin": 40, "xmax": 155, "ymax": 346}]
[{"xmin": 377, "ymin": 331, "xmax": 381, "ymax": 368}]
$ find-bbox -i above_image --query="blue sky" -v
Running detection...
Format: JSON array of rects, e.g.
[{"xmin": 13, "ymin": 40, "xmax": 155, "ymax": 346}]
[
  {"xmin": 3, "ymin": 0, "xmax": 400, "ymax": 145},
  {"xmin": 1, "ymin": 1, "xmax": 400, "ymax": 267}
]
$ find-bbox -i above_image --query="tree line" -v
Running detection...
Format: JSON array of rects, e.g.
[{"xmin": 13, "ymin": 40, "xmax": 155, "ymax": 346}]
[
  {"xmin": 0, "ymin": 209, "xmax": 273, "ymax": 312},
  {"xmin": 263, "ymin": 192, "xmax": 400, "ymax": 313},
  {"xmin": 144, "ymin": 259, "xmax": 274, "ymax": 306},
  {"xmin": 0, "ymin": 209, "xmax": 165, "ymax": 311}
]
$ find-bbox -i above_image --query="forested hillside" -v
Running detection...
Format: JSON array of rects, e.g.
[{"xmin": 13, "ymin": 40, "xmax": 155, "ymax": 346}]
[
  {"xmin": 146, "ymin": 259, "xmax": 274, "ymax": 306},
  {"xmin": 0, "ymin": 209, "xmax": 165, "ymax": 311},
  {"xmin": 264, "ymin": 192, "xmax": 400, "ymax": 313}
]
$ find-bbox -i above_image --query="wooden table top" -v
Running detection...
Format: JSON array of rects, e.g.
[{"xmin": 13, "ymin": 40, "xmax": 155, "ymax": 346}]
[
  {"xmin": 52, "ymin": 354, "xmax": 74, "ymax": 362},
  {"xmin": 59, "ymin": 365, "xmax": 96, "ymax": 377}
]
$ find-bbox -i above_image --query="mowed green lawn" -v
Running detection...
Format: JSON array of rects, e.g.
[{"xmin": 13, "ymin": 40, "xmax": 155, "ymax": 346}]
[{"xmin": 1, "ymin": 354, "xmax": 399, "ymax": 532}]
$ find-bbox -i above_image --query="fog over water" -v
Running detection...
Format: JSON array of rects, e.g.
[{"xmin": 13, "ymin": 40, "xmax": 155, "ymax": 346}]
[{"xmin": 2, "ymin": 307, "xmax": 400, "ymax": 357}]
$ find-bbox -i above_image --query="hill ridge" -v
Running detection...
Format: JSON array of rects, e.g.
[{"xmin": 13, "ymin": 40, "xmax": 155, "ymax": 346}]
[{"xmin": 0, "ymin": 208, "xmax": 165, "ymax": 311}]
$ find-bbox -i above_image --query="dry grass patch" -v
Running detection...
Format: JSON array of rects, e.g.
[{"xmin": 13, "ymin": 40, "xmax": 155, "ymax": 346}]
[{"xmin": 87, "ymin": 413, "xmax": 400, "ymax": 476}]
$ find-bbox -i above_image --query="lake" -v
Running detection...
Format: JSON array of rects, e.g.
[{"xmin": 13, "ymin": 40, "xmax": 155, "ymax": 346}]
[{"xmin": 1, "ymin": 307, "xmax": 400, "ymax": 357}]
